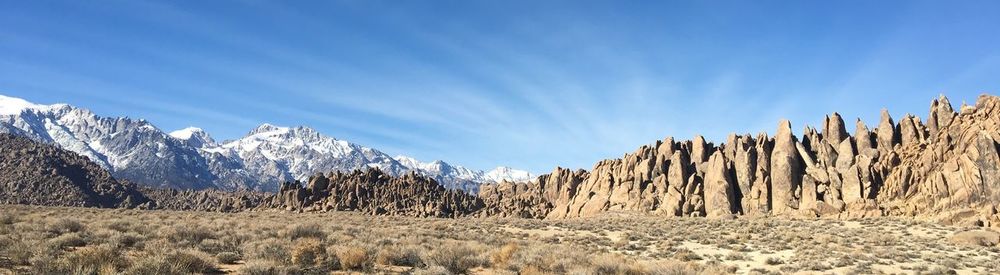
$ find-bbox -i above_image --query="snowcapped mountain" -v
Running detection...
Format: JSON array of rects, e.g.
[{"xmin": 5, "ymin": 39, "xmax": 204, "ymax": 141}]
[
  {"xmin": 393, "ymin": 156, "xmax": 535, "ymax": 193},
  {"xmin": 0, "ymin": 95, "xmax": 217, "ymax": 190},
  {"xmin": 203, "ymin": 124, "xmax": 410, "ymax": 190},
  {"xmin": 0, "ymin": 95, "xmax": 536, "ymax": 192},
  {"xmin": 170, "ymin": 127, "xmax": 215, "ymax": 148},
  {"xmin": 484, "ymin": 166, "xmax": 535, "ymax": 183}
]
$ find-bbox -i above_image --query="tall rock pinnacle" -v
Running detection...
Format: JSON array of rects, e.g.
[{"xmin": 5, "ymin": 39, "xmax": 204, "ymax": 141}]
[{"xmin": 770, "ymin": 119, "xmax": 802, "ymax": 215}]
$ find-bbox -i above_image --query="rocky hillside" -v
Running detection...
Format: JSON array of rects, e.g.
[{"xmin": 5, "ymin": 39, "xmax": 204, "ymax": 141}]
[
  {"xmin": 481, "ymin": 95, "xmax": 1000, "ymax": 228},
  {"xmin": 269, "ymin": 169, "xmax": 485, "ymax": 218},
  {"xmin": 0, "ymin": 134, "xmax": 150, "ymax": 208}
]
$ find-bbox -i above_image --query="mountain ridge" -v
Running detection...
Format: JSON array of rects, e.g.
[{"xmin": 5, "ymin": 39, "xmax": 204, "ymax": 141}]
[
  {"xmin": 4, "ymin": 93, "xmax": 1000, "ymax": 229},
  {"xmin": 0, "ymin": 95, "xmax": 534, "ymax": 192}
]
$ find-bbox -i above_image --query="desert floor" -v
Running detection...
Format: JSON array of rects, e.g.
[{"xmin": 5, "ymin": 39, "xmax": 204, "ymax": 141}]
[{"xmin": 1, "ymin": 205, "xmax": 998, "ymax": 275}]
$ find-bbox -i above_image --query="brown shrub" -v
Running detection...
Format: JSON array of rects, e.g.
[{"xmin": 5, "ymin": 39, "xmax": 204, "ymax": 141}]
[
  {"xmin": 291, "ymin": 238, "xmax": 327, "ymax": 266},
  {"xmin": 63, "ymin": 244, "xmax": 127, "ymax": 274},
  {"xmin": 27, "ymin": 254, "xmax": 65, "ymax": 274},
  {"xmin": 426, "ymin": 242, "xmax": 487, "ymax": 274},
  {"xmin": 47, "ymin": 218, "xmax": 85, "ymax": 235},
  {"xmin": 590, "ymin": 255, "xmax": 647, "ymax": 275},
  {"xmin": 165, "ymin": 249, "xmax": 219, "ymax": 273},
  {"xmin": 198, "ymin": 238, "xmax": 227, "ymax": 254},
  {"xmin": 490, "ymin": 243, "xmax": 519, "ymax": 268},
  {"xmin": 375, "ymin": 245, "xmax": 422, "ymax": 267},
  {"xmin": 503, "ymin": 244, "xmax": 589, "ymax": 273},
  {"xmin": 644, "ymin": 260, "xmax": 704, "ymax": 275},
  {"xmin": 336, "ymin": 246, "xmax": 372, "ymax": 270},
  {"xmin": 109, "ymin": 231, "xmax": 143, "ymax": 249},
  {"xmin": 0, "ymin": 213, "xmax": 15, "ymax": 225},
  {"xmin": 243, "ymin": 238, "xmax": 291, "ymax": 264},
  {"xmin": 285, "ymin": 223, "xmax": 327, "ymax": 241},
  {"xmin": 237, "ymin": 260, "xmax": 281, "ymax": 275},
  {"xmin": 217, "ymin": 251, "xmax": 241, "ymax": 264},
  {"xmin": 50, "ymin": 232, "xmax": 87, "ymax": 248},
  {"xmin": 163, "ymin": 224, "xmax": 216, "ymax": 245},
  {"xmin": 673, "ymin": 249, "xmax": 702, "ymax": 262}
]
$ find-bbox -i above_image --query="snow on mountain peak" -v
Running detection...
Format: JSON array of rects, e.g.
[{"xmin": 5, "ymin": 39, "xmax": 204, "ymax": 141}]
[
  {"xmin": 0, "ymin": 94, "xmax": 534, "ymax": 192},
  {"xmin": 170, "ymin": 127, "xmax": 215, "ymax": 148},
  {"xmin": 0, "ymin": 95, "xmax": 50, "ymax": 115},
  {"xmin": 485, "ymin": 166, "xmax": 535, "ymax": 183},
  {"xmin": 249, "ymin": 123, "xmax": 289, "ymax": 135},
  {"xmin": 393, "ymin": 155, "xmax": 534, "ymax": 187},
  {"xmin": 169, "ymin": 127, "xmax": 204, "ymax": 140},
  {"xmin": 208, "ymin": 123, "xmax": 419, "ymax": 189},
  {"xmin": 393, "ymin": 155, "xmax": 428, "ymax": 169}
]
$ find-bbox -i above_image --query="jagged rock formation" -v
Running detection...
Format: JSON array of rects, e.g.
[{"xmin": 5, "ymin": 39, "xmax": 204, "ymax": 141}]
[
  {"xmin": 481, "ymin": 95, "xmax": 1000, "ymax": 228},
  {"xmin": 0, "ymin": 134, "xmax": 150, "ymax": 208},
  {"xmin": 268, "ymin": 169, "xmax": 485, "ymax": 218},
  {"xmin": 139, "ymin": 187, "xmax": 270, "ymax": 212}
]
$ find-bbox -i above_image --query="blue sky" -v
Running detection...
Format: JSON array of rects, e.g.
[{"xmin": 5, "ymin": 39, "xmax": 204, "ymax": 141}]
[{"xmin": 2, "ymin": 1, "xmax": 999, "ymax": 174}]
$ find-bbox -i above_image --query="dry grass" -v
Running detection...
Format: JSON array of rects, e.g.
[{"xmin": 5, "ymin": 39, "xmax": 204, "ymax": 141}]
[{"xmin": 0, "ymin": 205, "xmax": 997, "ymax": 274}]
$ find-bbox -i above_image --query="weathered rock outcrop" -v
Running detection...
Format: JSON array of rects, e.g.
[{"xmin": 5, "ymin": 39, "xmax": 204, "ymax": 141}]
[
  {"xmin": 0, "ymin": 134, "xmax": 150, "ymax": 208},
  {"xmin": 268, "ymin": 169, "xmax": 485, "ymax": 218},
  {"xmin": 139, "ymin": 187, "xmax": 269, "ymax": 212},
  {"xmin": 703, "ymin": 151, "xmax": 737, "ymax": 218},
  {"xmin": 772, "ymin": 120, "xmax": 802, "ymax": 215},
  {"xmin": 480, "ymin": 94, "xmax": 1000, "ymax": 228}
]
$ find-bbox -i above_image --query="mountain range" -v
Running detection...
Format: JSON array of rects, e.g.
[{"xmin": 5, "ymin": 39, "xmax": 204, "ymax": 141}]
[
  {"xmin": 4, "ymin": 93, "xmax": 1000, "ymax": 229},
  {"xmin": 0, "ymin": 95, "xmax": 533, "ymax": 192}
]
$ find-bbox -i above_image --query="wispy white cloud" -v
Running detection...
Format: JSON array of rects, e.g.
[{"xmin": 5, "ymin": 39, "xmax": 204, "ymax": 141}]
[{"xmin": 3, "ymin": 1, "xmax": 999, "ymax": 173}]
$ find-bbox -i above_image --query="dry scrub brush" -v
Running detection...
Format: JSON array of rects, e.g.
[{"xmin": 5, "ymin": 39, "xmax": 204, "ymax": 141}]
[{"xmin": 2, "ymin": 205, "xmax": 998, "ymax": 274}]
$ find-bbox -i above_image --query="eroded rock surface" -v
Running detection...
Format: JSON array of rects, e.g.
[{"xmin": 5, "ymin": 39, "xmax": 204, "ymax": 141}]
[
  {"xmin": 268, "ymin": 169, "xmax": 485, "ymax": 218},
  {"xmin": 481, "ymin": 94, "xmax": 1000, "ymax": 228},
  {"xmin": 140, "ymin": 187, "xmax": 269, "ymax": 212}
]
